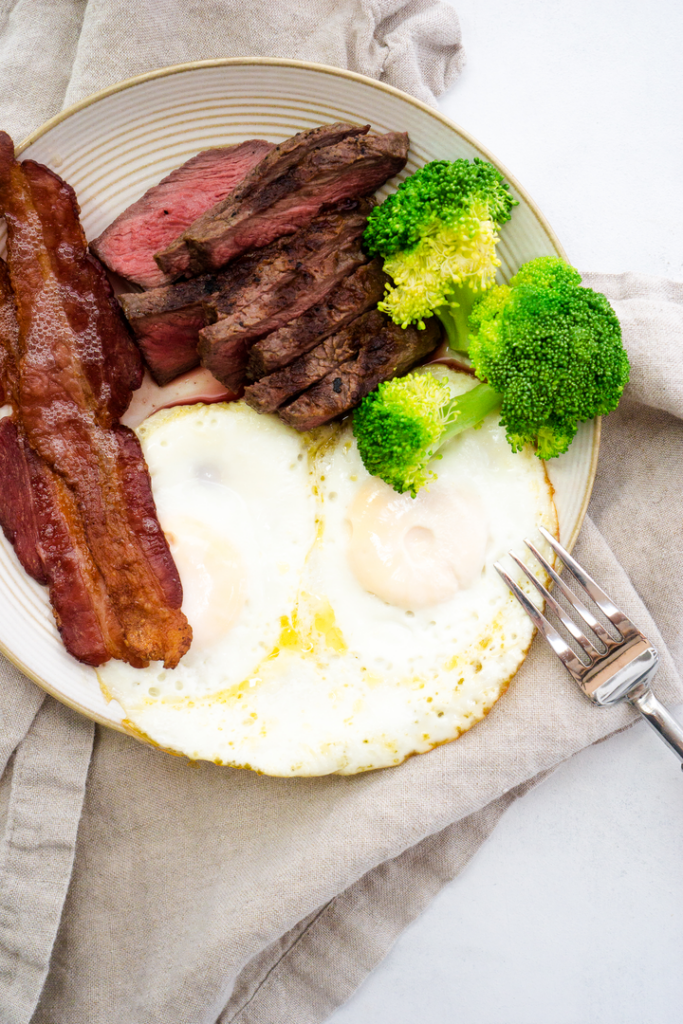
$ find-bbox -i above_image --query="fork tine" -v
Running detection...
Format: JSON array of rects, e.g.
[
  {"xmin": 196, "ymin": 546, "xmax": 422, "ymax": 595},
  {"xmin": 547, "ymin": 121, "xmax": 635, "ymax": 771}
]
[
  {"xmin": 509, "ymin": 551, "xmax": 599, "ymax": 661},
  {"xmin": 494, "ymin": 562, "xmax": 587, "ymax": 678},
  {"xmin": 538, "ymin": 526, "xmax": 636, "ymax": 637},
  {"xmin": 524, "ymin": 539, "xmax": 619, "ymax": 650}
]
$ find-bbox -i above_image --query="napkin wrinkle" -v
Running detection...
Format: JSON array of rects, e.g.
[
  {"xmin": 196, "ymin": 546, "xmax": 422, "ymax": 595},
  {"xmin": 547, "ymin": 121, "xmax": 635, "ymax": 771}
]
[
  {"xmin": 220, "ymin": 770, "xmax": 554, "ymax": 1024},
  {"xmin": 0, "ymin": 699, "xmax": 92, "ymax": 1024}
]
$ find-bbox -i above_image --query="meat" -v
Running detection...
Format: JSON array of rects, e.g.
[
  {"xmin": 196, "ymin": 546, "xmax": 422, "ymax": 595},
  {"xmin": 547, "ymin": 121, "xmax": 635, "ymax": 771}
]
[
  {"xmin": 247, "ymin": 259, "xmax": 389, "ymax": 380},
  {"xmin": 0, "ymin": 418, "xmax": 129, "ymax": 665},
  {"xmin": 119, "ymin": 272, "xmax": 229, "ymax": 385},
  {"xmin": 277, "ymin": 315, "xmax": 441, "ymax": 431},
  {"xmin": 0, "ymin": 131, "xmax": 191, "ymax": 669},
  {"xmin": 121, "ymin": 199, "xmax": 370, "ymax": 387},
  {"xmin": 156, "ymin": 121, "xmax": 369, "ymax": 278},
  {"xmin": 198, "ymin": 201, "xmax": 372, "ymax": 390},
  {"xmin": 244, "ymin": 309, "xmax": 388, "ymax": 414},
  {"xmin": 90, "ymin": 140, "xmax": 273, "ymax": 288},
  {"xmin": 156, "ymin": 125, "xmax": 408, "ymax": 277}
]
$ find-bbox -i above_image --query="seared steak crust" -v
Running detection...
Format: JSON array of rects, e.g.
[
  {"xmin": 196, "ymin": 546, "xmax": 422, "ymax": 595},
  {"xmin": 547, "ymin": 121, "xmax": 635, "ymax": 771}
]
[
  {"xmin": 90, "ymin": 140, "xmax": 274, "ymax": 289},
  {"xmin": 244, "ymin": 309, "xmax": 386, "ymax": 414},
  {"xmin": 247, "ymin": 259, "xmax": 389, "ymax": 380},
  {"xmin": 198, "ymin": 201, "xmax": 373, "ymax": 390},
  {"xmin": 157, "ymin": 126, "xmax": 408, "ymax": 277},
  {"xmin": 157, "ymin": 122, "xmax": 369, "ymax": 278},
  {"xmin": 278, "ymin": 316, "xmax": 440, "ymax": 431}
]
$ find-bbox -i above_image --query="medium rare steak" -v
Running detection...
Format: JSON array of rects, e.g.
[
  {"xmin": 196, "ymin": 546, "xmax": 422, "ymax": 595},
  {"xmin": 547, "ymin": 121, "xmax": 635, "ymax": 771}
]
[
  {"xmin": 90, "ymin": 140, "xmax": 273, "ymax": 289},
  {"xmin": 0, "ymin": 132, "xmax": 191, "ymax": 668},
  {"xmin": 121, "ymin": 200, "xmax": 371, "ymax": 387},
  {"xmin": 247, "ymin": 259, "xmax": 389, "ymax": 380},
  {"xmin": 157, "ymin": 126, "xmax": 408, "ymax": 278},
  {"xmin": 244, "ymin": 309, "xmax": 387, "ymax": 414},
  {"xmin": 278, "ymin": 315, "xmax": 440, "ymax": 431},
  {"xmin": 157, "ymin": 121, "xmax": 369, "ymax": 279},
  {"xmin": 198, "ymin": 201, "xmax": 372, "ymax": 390},
  {"xmin": 119, "ymin": 273, "xmax": 231, "ymax": 385}
]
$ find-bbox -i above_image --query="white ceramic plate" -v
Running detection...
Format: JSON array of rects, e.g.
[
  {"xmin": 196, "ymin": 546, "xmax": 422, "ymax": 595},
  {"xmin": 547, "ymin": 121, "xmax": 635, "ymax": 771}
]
[{"xmin": 0, "ymin": 59, "xmax": 598, "ymax": 735}]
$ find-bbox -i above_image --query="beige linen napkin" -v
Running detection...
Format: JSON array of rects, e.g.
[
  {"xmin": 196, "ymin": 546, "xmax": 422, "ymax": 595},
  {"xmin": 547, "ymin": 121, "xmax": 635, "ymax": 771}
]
[{"xmin": 0, "ymin": 4, "xmax": 680, "ymax": 1024}]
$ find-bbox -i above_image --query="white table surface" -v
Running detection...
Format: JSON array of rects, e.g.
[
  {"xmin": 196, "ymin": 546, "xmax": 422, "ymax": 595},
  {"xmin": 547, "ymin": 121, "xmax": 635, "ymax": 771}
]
[{"xmin": 328, "ymin": 2, "xmax": 683, "ymax": 1022}]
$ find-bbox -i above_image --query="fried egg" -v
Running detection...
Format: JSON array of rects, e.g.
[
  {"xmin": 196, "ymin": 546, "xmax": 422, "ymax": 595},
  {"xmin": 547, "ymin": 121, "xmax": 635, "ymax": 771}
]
[{"xmin": 98, "ymin": 368, "xmax": 557, "ymax": 775}]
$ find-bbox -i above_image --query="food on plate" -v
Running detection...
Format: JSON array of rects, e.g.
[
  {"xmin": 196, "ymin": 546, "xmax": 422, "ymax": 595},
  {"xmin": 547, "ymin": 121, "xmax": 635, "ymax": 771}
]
[
  {"xmin": 363, "ymin": 158, "xmax": 517, "ymax": 348},
  {"xmin": 198, "ymin": 198, "xmax": 373, "ymax": 390},
  {"xmin": 97, "ymin": 367, "xmax": 557, "ymax": 775},
  {"xmin": 155, "ymin": 123, "xmax": 409, "ymax": 279},
  {"xmin": 119, "ymin": 197, "xmax": 373, "ymax": 388},
  {"xmin": 246, "ymin": 259, "xmax": 389, "ymax": 379},
  {"xmin": 246, "ymin": 309, "xmax": 439, "ymax": 425},
  {"xmin": 0, "ymin": 131, "xmax": 191, "ymax": 668},
  {"xmin": 354, "ymin": 256, "xmax": 630, "ymax": 494},
  {"xmin": 111, "ymin": 125, "xmax": 422, "ymax": 426},
  {"xmin": 90, "ymin": 140, "xmax": 274, "ymax": 288}
]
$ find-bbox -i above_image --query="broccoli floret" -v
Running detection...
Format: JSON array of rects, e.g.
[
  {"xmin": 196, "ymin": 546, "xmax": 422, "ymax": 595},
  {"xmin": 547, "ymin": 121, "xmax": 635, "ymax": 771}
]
[
  {"xmin": 353, "ymin": 257, "xmax": 630, "ymax": 494},
  {"xmin": 353, "ymin": 372, "xmax": 501, "ymax": 497},
  {"xmin": 469, "ymin": 256, "xmax": 630, "ymax": 458},
  {"xmin": 363, "ymin": 158, "xmax": 517, "ymax": 346}
]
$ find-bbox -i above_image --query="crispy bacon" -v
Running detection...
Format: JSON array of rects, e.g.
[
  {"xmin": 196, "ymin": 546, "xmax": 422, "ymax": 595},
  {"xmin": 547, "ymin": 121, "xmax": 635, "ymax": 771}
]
[{"xmin": 0, "ymin": 134, "xmax": 192, "ymax": 668}]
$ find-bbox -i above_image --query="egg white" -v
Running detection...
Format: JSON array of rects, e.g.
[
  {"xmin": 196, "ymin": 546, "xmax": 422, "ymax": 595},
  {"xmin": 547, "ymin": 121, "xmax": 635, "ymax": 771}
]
[{"xmin": 98, "ymin": 371, "xmax": 557, "ymax": 775}]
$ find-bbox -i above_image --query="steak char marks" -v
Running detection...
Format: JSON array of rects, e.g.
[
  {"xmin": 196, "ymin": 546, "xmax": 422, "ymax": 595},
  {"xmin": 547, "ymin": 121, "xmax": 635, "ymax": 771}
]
[
  {"xmin": 278, "ymin": 315, "xmax": 441, "ymax": 431},
  {"xmin": 120, "ymin": 199, "xmax": 372, "ymax": 388},
  {"xmin": 198, "ymin": 199, "xmax": 372, "ymax": 390},
  {"xmin": 0, "ymin": 132, "xmax": 192, "ymax": 669},
  {"xmin": 247, "ymin": 258, "xmax": 389, "ymax": 379},
  {"xmin": 90, "ymin": 140, "xmax": 273, "ymax": 289},
  {"xmin": 245, "ymin": 311, "xmax": 440, "ymax": 426},
  {"xmin": 156, "ymin": 123, "xmax": 408, "ymax": 278}
]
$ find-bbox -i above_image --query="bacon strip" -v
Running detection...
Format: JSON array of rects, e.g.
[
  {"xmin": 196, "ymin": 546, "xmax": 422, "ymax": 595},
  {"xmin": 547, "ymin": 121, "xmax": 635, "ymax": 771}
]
[{"xmin": 0, "ymin": 134, "xmax": 191, "ymax": 668}]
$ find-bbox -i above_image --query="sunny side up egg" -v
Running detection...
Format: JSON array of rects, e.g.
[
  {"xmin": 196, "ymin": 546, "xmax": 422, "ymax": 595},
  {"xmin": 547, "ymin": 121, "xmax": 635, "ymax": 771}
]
[{"xmin": 97, "ymin": 367, "xmax": 558, "ymax": 776}]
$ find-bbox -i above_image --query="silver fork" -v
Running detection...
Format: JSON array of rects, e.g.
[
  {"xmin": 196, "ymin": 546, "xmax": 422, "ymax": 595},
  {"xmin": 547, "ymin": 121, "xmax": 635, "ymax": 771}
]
[{"xmin": 495, "ymin": 526, "xmax": 683, "ymax": 769}]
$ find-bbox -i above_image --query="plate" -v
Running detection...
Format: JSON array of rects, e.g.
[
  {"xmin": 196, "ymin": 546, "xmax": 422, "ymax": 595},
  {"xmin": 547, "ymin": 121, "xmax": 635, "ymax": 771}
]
[{"xmin": 0, "ymin": 58, "xmax": 599, "ymax": 736}]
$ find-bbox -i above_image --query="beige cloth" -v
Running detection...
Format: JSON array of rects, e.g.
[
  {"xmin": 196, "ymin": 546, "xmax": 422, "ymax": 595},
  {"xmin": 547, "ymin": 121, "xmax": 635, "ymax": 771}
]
[{"xmin": 0, "ymin": 4, "xmax": 680, "ymax": 1023}]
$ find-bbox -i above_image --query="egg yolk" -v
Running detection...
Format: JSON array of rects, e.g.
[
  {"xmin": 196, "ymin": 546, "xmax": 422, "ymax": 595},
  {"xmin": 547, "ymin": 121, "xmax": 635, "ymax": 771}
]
[
  {"xmin": 163, "ymin": 516, "xmax": 246, "ymax": 649},
  {"xmin": 346, "ymin": 479, "xmax": 487, "ymax": 609}
]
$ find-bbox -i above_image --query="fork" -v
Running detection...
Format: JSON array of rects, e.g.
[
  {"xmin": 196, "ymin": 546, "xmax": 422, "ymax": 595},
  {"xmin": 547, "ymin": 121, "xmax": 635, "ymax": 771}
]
[{"xmin": 495, "ymin": 526, "xmax": 683, "ymax": 768}]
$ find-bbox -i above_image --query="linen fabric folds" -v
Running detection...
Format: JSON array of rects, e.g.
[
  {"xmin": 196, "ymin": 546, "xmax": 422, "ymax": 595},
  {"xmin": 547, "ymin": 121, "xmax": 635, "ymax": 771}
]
[{"xmin": 0, "ymin": 3, "xmax": 680, "ymax": 1023}]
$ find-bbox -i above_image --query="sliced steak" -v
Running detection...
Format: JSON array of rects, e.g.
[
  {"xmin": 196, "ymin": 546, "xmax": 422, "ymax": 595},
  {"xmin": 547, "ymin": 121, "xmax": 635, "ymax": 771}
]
[
  {"xmin": 119, "ymin": 273, "xmax": 229, "ymax": 385},
  {"xmin": 245, "ymin": 309, "xmax": 386, "ymax": 414},
  {"xmin": 278, "ymin": 316, "xmax": 441, "ymax": 431},
  {"xmin": 121, "ymin": 200, "xmax": 370, "ymax": 387},
  {"xmin": 90, "ymin": 140, "xmax": 273, "ymax": 289},
  {"xmin": 158, "ymin": 129, "xmax": 408, "ymax": 278},
  {"xmin": 198, "ymin": 202, "xmax": 372, "ymax": 390},
  {"xmin": 247, "ymin": 259, "xmax": 389, "ymax": 380},
  {"xmin": 157, "ymin": 122, "xmax": 369, "ymax": 279}
]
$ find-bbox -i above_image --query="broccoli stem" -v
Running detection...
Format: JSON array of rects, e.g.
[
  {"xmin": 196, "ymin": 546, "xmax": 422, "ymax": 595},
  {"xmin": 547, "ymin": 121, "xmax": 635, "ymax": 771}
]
[
  {"xmin": 435, "ymin": 287, "xmax": 478, "ymax": 351},
  {"xmin": 441, "ymin": 382, "xmax": 502, "ymax": 443}
]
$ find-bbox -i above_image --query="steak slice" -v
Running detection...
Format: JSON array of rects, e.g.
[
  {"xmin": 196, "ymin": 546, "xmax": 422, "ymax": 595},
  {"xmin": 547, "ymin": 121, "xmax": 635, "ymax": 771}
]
[
  {"xmin": 119, "ymin": 273, "xmax": 230, "ymax": 385},
  {"xmin": 90, "ymin": 140, "xmax": 273, "ymax": 289},
  {"xmin": 278, "ymin": 316, "xmax": 440, "ymax": 431},
  {"xmin": 247, "ymin": 259, "xmax": 389, "ymax": 380},
  {"xmin": 0, "ymin": 131, "xmax": 191, "ymax": 669},
  {"xmin": 244, "ymin": 309, "xmax": 387, "ymax": 414},
  {"xmin": 157, "ymin": 122, "xmax": 369, "ymax": 279},
  {"xmin": 198, "ymin": 202, "xmax": 372, "ymax": 390}
]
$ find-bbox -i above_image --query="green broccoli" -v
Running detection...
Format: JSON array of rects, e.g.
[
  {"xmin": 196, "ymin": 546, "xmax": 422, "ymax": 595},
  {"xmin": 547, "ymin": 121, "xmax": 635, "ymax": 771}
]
[
  {"xmin": 363, "ymin": 158, "xmax": 517, "ymax": 348},
  {"xmin": 353, "ymin": 256, "xmax": 630, "ymax": 495}
]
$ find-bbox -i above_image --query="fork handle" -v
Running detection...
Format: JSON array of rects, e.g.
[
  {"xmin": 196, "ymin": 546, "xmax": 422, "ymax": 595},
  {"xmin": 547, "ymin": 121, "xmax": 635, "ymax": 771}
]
[{"xmin": 628, "ymin": 684, "xmax": 683, "ymax": 768}]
